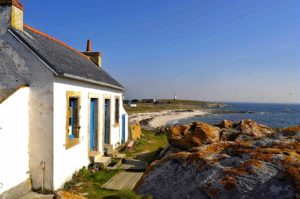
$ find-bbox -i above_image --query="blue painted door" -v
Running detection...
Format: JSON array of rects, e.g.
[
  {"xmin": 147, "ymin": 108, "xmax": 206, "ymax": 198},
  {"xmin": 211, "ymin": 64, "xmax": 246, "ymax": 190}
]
[
  {"xmin": 121, "ymin": 114, "xmax": 126, "ymax": 144},
  {"xmin": 90, "ymin": 99, "xmax": 98, "ymax": 151}
]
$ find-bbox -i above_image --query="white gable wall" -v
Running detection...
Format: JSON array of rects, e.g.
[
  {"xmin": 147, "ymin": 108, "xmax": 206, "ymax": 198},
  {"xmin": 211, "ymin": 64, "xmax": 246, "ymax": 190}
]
[
  {"xmin": 53, "ymin": 77, "xmax": 127, "ymax": 190},
  {"xmin": 1, "ymin": 31, "xmax": 55, "ymax": 192},
  {"xmin": 0, "ymin": 87, "xmax": 30, "ymax": 195}
]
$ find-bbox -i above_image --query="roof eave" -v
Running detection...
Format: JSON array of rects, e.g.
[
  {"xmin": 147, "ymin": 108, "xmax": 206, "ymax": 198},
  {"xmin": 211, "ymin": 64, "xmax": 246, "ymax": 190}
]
[{"xmin": 62, "ymin": 73, "xmax": 125, "ymax": 91}]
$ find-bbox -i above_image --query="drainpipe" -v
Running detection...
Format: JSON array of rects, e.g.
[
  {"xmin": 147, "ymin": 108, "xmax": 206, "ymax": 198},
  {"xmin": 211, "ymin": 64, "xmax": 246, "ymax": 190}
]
[{"xmin": 40, "ymin": 161, "xmax": 46, "ymax": 192}]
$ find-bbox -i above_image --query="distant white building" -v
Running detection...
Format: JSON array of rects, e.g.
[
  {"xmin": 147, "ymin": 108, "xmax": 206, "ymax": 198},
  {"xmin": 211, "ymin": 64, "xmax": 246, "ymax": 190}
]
[
  {"xmin": 129, "ymin": 103, "xmax": 137, "ymax": 108},
  {"xmin": 0, "ymin": 0, "xmax": 128, "ymax": 197}
]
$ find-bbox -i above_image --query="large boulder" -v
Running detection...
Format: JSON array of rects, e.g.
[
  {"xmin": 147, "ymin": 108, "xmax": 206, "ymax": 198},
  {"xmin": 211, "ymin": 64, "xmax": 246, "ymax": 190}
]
[
  {"xmin": 220, "ymin": 128, "xmax": 240, "ymax": 141},
  {"xmin": 137, "ymin": 122, "xmax": 299, "ymax": 199},
  {"xmin": 237, "ymin": 120, "xmax": 274, "ymax": 138},
  {"xmin": 167, "ymin": 123, "xmax": 220, "ymax": 149},
  {"xmin": 167, "ymin": 125, "xmax": 198, "ymax": 150},
  {"xmin": 169, "ymin": 125, "xmax": 190, "ymax": 137},
  {"xmin": 216, "ymin": 120, "xmax": 234, "ymax": 129},
  {"xmin": 193, "ymin": 122, "xmax": 220, "ymax": 144}
]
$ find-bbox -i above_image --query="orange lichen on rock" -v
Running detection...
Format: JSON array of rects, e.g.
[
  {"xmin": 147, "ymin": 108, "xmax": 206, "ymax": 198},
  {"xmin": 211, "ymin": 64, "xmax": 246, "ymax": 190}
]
[
  {"xmin": 56, "ymin": 191, "xmax": 86, "ymax": 199},
  {"xmin": 220, "ymin": 175, "xmax": 237, "ymax": 192},
  {"xmin": 169, "ymin": 125, "xmax": 190, "ymax": 137},
  {"xmin": 144, "ymin": 160, "xmax": 160, "ymax": 176},
  {"xmin": 163, "ymin": 151, "xmax": 191, "ymax": 163},
  {"xmin": 272, "ymin": 142, "xmax": 300, "ymax": 151},
  {"xmin": 200, "ymin": 182, "xmax": 221, "ymax": 198},
  {"xmin": 243, "ymin": 159, "xmax": 263, "ymax": 168},
  {"xmin": 285, "ymin": 166, "xmax": 300, "ymax": 192},
  {"xmin": 239, "ymin": 119, "xmax": 274, "ymax": 137},
  {"xmin": 138, "ymin": 121, "xmax": 300, "ymax": 198},
  {"xmin": 168, "ymin": 137, "xmax": 195, "ymax": 150},
  {"xmin": 256, "ymin": 147, "xmax": 282, "ymax": 154},
  {"xmin": 186, "ymin": 134, "xmax": 203, "ymax": 146},
  {"xmin": 223, "ymin": 167, "xmax": 249, "ymax": 177},
  {"xmin": 224, "ymin": 159, "xmax": 263, "ymax": 177},
  {"xmin": 135, "ymin": 160, "xmax": 160, "ymax": 191},
  {"xmin": 186, "ymin": 152, "xmax": 206, "ymax": 162},
  {"xmin": 280, "ymin": 125, "xmax": 300, "ymax": 134},
  {"xmin": 201, "ymin": 142, "xmax": 233, "ymax": 154},
  {"xmin": 216, "ymin": 120, "xmax": 234, "ymax": 129},
  {"xmin": 251, "ymin": 152, "xmax": 274, "ymax": 162},
  {"xmin": 234, "ymin": 140, "xmax": 253, "ymax": 147},
  {"xmin": 193, "ymin": 122, "xmax": 220, "ymax": 144}
]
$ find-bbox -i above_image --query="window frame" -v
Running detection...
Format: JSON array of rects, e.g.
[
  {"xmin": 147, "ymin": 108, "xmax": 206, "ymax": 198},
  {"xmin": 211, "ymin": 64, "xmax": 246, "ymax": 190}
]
[{"xmin": 65, "ymin": 91, "xmax": 81, "ymax": 149}]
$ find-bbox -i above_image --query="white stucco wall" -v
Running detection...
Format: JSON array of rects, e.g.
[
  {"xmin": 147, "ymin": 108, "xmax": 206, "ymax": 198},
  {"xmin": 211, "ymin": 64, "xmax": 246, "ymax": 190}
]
[
  {"xmin": 1, "ymin": 28, "xmax": 55, "ymax": 191},
  {"xmin": 53, "ymin": 77, "xmax": 128, "ymax": 190},
  {"xmin": 0, "ymin": 87, "xmax": 30, "ymax": 195}
]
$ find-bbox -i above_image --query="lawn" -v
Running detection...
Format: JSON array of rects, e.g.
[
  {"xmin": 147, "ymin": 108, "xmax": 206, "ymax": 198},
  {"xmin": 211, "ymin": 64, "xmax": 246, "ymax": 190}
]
[
  {"xmin": 124, "ymin": 99, "xmax": 224, "ymax": 114},
  {"xmin": 64, "ymin": 168, "xmax": 150, "ymax": 199},
  {"xmin": 123, "ymin": 130, "xmax": 168, "ymax": 163},
  {"xmin": 63, "ymin": 130, "xmax": 167, "ymax": 198}
]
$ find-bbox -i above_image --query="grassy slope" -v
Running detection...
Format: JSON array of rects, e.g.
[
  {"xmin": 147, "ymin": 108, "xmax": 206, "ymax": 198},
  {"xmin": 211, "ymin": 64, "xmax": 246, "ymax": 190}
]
[
  {"xmin": 124, "ymin": 99, "xmax": 224, "ymax": 114},
  {"xmin": 123, "ymin": 130, "xmax": 168, "ymax": 163},
  {"xmin": 64, "ymin": 168, "xmax": 146, "ymax": 199},
  {"xmin": 63, "ymin": 130, "xmax": 167, "ymax": 198}
]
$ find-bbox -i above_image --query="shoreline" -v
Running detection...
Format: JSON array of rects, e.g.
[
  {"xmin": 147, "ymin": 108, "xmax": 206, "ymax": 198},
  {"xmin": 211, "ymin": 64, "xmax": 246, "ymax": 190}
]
[{"xmin": 128, "ymin": 109, "xmax": 208, "ymax": 128}]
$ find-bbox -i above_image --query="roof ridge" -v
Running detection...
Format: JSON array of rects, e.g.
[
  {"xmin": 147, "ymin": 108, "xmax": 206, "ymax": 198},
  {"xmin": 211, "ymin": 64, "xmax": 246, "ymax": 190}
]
[{"xmin": 23, "ymin": 24, "xmax": 90, "ymax": 60}]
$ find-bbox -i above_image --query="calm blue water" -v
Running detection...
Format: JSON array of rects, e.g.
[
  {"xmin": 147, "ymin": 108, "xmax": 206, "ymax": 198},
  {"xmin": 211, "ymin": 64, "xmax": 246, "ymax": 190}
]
[{"xmin": 171, "ymin": 103, "xmax": 300, "ymax": 128}]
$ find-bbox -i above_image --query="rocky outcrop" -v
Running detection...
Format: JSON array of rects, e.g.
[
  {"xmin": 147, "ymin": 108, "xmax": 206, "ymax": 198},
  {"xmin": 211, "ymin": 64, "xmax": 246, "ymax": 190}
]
[
  {"xmin": 167, "ymin": 122, "xmax": 220, "ymax": 150},
  {"xmin": 280, "ymin": 125, "xmax": 300, "ymax": 136},
  {"xmin": 238, "ymin": 120, "xmax": 274, "ymax": 138},
  {"xmin": 192, "ymin": 122, "xmax": 220, "ymax": 144},
  {"xmin": 137, "ymin": 120, "xmax": 300, "ymax": 199},
  {"xmin": 216, "ymin": 120, "xmax": 234, "ymax": 129}
]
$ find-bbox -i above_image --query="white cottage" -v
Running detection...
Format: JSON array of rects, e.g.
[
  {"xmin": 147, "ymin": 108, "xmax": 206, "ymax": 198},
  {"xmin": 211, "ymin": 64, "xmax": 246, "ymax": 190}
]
[{"xmin": 0, "ymin": 0, "xmax": 128, "ymax": 197}]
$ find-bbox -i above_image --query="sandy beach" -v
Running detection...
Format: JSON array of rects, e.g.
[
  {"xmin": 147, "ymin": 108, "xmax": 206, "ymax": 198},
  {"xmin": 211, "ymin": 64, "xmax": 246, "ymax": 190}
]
[{"xmin": 129, "ymin": 110, "xmax": 208, "ymax": 128}]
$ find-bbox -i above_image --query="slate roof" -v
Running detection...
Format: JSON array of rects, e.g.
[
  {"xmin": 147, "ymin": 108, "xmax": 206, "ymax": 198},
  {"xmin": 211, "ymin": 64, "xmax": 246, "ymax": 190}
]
[{"xmin": 10, "ymin": 25, "xmax": 124, "ymax": 90}]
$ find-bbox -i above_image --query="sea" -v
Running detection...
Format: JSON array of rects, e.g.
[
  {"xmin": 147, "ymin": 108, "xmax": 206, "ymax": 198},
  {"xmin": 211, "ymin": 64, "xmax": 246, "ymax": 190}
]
[{"xmin": 169, "ymin": 103, "xmax": 300, "ymax": 128}]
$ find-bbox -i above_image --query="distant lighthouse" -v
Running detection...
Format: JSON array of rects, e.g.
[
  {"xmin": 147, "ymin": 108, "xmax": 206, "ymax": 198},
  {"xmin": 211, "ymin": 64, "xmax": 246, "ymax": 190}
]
[{"xmin": 174, "ymin": 94, "xmax": 177, "ymax": 101}]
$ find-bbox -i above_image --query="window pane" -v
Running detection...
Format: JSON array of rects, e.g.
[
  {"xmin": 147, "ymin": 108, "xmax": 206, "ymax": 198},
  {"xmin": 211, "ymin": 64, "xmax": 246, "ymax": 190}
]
[
  {"xmin": 69, "ymin": 97, "xmax": 79, "ymax": 139},
  {"xmin": 115, "ymin": 98, "xmax": 119, "ymax": 123}
]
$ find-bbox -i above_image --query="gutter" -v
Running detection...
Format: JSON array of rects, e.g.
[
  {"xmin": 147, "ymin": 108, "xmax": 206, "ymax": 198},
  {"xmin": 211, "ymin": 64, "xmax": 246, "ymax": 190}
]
[{"xmin": 63, "ymin": 73, "xmax": 125, "ymax": 91}]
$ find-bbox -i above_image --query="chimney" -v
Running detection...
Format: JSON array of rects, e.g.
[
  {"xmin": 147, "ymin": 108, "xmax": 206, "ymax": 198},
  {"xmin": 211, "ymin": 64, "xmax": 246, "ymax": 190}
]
[
  {"xmin": 86, "ymin": 39, "xmax": 92, "ymax": 52},
  {"xmin": 82, "ymin": 39, "xmax": 102, "ymax": 67},
  {"xmin": 0, "ymin": 0, "xmax": 24, "ymax": 33}
]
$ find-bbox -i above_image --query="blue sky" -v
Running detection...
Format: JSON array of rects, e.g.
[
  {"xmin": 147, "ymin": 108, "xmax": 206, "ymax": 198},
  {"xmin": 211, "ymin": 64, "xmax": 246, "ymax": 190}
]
[{"xmin": 23, "ymin": 0, "xmax": 300, "ymax": 103}]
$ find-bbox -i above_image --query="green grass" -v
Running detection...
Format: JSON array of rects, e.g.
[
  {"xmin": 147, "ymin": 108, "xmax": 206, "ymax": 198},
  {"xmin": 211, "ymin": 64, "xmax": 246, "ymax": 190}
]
[
  {"xmin": 124, "ymin": 99, "xmax": 224, "ymax": 114},
  {"xmin": 63, "ymin": 130, "xmax": 167, "ymax": 198},
  {"xmin": 64, "ymin": 168, "xmax": 149, "ymax": 199},
  {"xmin": 123, "ymin": 130, "xmax": 168, "ymax": 163}
]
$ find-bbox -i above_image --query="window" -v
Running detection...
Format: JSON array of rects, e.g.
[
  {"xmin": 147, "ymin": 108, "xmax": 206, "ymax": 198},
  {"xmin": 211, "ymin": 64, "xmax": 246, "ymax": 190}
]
[
  {"xmin": 66, "ymin": 92, "xmax": 81, "ymax": 149},
  {"xmin": 115, "ymin": 98, "xmax": 120, "ymax": 124}
]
